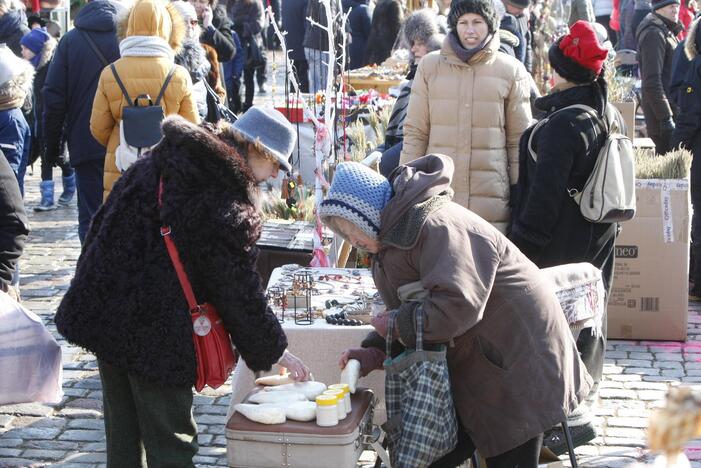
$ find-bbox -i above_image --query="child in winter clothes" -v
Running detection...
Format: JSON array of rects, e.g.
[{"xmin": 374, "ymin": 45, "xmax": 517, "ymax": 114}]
[
  {"xmin": 0, "ymin": 45, "xmax": 32, "ymax": 196},
  {"xmin": 21, "ymin": 27, "xmax": 76, "ymax": 211}
]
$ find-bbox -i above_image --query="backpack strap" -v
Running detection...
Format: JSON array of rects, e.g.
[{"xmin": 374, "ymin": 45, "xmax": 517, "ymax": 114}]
[
  {"xmin": 527, "ymin": 104, "xmax": 606, "ymax": 162},
  {"xmin": 110, "ymin": 64, "xmax": 135, "ymax": 107},
  {"xmin": 155, "ymin": 66, "xmax": 177, "ymax": 107},
  {"xmin": 79, "ymin": 30, "xmax": 109, "ymax": 67}
]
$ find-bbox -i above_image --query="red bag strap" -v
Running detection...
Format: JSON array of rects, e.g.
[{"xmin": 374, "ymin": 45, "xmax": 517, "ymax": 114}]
[{"xmin": 158, "ymin": 177, "xmax": 199, "ymax": 312}]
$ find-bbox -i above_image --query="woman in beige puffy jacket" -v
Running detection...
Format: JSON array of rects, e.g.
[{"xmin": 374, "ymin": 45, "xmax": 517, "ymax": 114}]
[
  {"xmin": 90, "ymin": 0, "xmax": 200, "ymax": 200},
  {"xmin": 400, "ymin": 0, "xmax": 532, "ymax": 233}
]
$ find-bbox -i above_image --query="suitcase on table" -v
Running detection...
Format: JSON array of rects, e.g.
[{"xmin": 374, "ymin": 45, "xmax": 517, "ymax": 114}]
[{"xmin": 226, "ymin": 388, "xmax": 377, "ymax": 468}]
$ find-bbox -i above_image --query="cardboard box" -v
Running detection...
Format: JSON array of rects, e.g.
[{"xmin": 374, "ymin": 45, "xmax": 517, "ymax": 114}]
[
  {"xmin": 612, "ymin": 101, "xmax": 636, "ymax": 140},
  {"xmin": 607, "ymin": 179, "xmax": 690, "ymax": 341}
]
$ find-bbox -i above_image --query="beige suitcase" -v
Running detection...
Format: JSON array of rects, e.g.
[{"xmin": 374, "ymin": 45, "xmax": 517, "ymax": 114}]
[{"xmin": 226, "ymin": 388, "xmax": 377, "ymax": 468}]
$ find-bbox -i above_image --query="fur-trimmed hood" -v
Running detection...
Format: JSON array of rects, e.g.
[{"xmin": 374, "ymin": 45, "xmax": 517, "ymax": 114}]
[
  {"xmin": 686, "ymin": 16, "xmax": 701, "ymax": 60},
  {"xmin": 175, "ymin": 39, "xmax": 210, "ymax": 81},
  {"xmin": 36, "ymin": 34, "xmax": 57, "ymax": 70},
  {"xmin": 0, "ymin": 58, "xmax": 32, "ymax": 104},
  {"xmin": 117, "ymin": 0, "xmax": 185, "ymax": 53}
]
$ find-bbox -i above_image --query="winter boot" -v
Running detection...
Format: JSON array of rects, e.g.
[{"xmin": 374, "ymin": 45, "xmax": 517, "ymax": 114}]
[
  {"xmin": 58, "ymin": 174, "xmax": 76, "ymax": 205},
  {"xmin": 34, "ymin": 180, "xmax": 56, "ymax": 212}
]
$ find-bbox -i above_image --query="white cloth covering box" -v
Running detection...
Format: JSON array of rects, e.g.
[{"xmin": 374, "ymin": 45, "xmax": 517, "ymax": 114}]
[{"xmin": 226, "ymin": 389, "xmax": 375, "ymax": 468}]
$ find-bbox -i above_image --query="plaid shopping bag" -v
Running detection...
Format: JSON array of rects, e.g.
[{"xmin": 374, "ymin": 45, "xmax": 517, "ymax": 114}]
[{"xmin": 382, "ymin": 308, "xmax": 458, "ymax": 467}]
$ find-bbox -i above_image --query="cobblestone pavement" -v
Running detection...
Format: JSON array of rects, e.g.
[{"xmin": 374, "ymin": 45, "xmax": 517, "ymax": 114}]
[{"xmin": 1, "ymin": 172, "xmax": 701, "ymax": 467}]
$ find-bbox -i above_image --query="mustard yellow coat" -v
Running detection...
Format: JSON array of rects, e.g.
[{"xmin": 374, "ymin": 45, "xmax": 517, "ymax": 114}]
[
  {"xmin": 90, "ymin": 0, "xmax": 199, "ymax": 199},
  {"xmin": 400, "ymin": 34, "xmax": 533, "ymax": 233}
]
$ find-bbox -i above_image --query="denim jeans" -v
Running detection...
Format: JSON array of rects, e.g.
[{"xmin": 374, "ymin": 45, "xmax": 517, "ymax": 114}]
[{"xmin": 305, "ymin": 48, "xmax": 329, "ymax": 94}]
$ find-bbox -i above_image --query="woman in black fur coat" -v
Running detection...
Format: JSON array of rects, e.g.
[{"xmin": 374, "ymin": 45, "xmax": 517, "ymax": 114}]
[{"xmin": 55, "ymin": 107, "xmax": 309, "ymax": 466}]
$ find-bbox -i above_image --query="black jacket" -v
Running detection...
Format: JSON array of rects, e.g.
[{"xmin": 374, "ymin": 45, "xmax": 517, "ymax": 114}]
[
  {"xmin": 637, "ymin": 12, "xmax": 682, "ymax": 124},
  {"xmin": 670, "ymin": 40, "xmax": 690, "ymax": 109},
  {"xmin": 281, "ymin": 0, "xmax": 308, "ymax": 61},
  {"xmin": 672, "ymin": 20, "xmax": 701, "ymax": 189},
  {"xmin": 343, "ymin": 0, "xmax": 372, "ymax": 69},
  {"xmin": 42, "ymin": 1, "xmax": 123, "ymax": 166},
  {"xmin": 509, "ymin": 84, "xmax": 617, "ymax": 285},
  {"xmin": 303, "ymin": 0, "xmax": 343, "ymax": 51},
  {"xmin": 230, "ymin": 0, "xmax": 264, "ymax": 40},
  {"xmin": 0, "ymin": 10, "xmax": 28, "ymax": 57},
  {"xmin": 0, "ymin": 150, "xmax": 28, "ymax": 289},
  {"xmin": 364, "ymin": 0, "xmax": 402, "ymax": 65},
  {"xmin": 201, "ymin": 5, "xmax": 236, "ymax": 62},
  {"xmin": 55, "ymin": 117, "xmax": 287, "ymax": 387}
]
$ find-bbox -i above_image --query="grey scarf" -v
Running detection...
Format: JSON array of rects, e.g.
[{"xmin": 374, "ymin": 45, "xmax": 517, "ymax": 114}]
[{"xmin": 448, "ymin": 31, "xmax": 492, "ymax": 63}]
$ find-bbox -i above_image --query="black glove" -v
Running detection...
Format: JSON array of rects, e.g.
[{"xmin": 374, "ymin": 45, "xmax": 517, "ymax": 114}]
[{"xmin": 660, "ymin": 118, "xmax": 676, "ymax": 142}]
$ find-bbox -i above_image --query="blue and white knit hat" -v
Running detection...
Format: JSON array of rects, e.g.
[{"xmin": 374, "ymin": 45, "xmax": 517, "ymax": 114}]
[{"xmin": 319, "ymin": 162, "xmax": 393, "ymax": 240}]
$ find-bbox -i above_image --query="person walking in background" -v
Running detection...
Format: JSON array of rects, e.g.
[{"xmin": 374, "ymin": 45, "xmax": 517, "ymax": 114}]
[
  {"xmin": 501, "ymin": 0, "xmax": 532, "ymax": 72},
  {"xmin": 364, "ymin": 0, "xmax": 403, "ymax": 66},
  {"xmin": 569, "ymin": 0, "xmax": 597, "ymax": 24},
  {"xmin": 188, "ymin": 0, "xmax": 236, "ymax": 62},
  {"xmin": 229, "ymin": 0, "xmax": 266, "ymax": 110},
  {"xmin": 376, "ymin": 8, "xmax": 444, "ymax": 177},
  {"xmin": 0, "ymin": 0, "xmax": 28, "ymax": 56},
  {"xmin": 281, "ymin": 0, "xmax": 309, "ymax": 92},
  {"xmin": 509, "ymin": 21, "xmax": 622, "ymax": 454},
  {"xmin": 55, "ymin": 107, "xmax": 311, "ymax": 468},
  {"xmin": 303, "ymin": 0, "xmax": 343, "ymax": 94},
  {"xmin": 672, "ymin": 16, "xmax": 701, "ymax": 300},
  {"xmin": 637, "ymin": 0, "xmax": 683, "ymax": 154},
  {"xmin": 21, "ymin": 28, "xmax": 75, "ymax": 212},
  {"xmin": 343, "ymin": 0, "xmax": 373, "ymax": 70},
  {"xmin": 90, "ymin": 0, "xmax": 199, "ymax": 200},
  {"xmin": 595, "ymin": 0, "xmax": 618, "ymax": 45},
  {"xmin": 400, "ymin": 0, "xmax": 532, "ymax": 234},
  {"xmin": 43, "ymin": 0, "xmax": 124, "ymax": 243},
  {"xmin": 173, "ymin": 0, "xmax": 228, "ymax": 122},
  {"xmin": 0, "ymin": 46, "xmax": 32, "ymax": 196}
]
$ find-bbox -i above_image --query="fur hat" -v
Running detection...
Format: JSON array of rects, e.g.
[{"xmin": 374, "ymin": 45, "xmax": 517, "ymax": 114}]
[
  {"xmin": 549, "ymin": 20, "xmax": 608, "ymax": 83},
  {"xmin": 448, "ymin": 0, "xmax": 499, "ymax": 33},
  {"xmin": 319, "ymin": 162, "xmax": 392, "ymax": 240},
  {"xmin": 226, "ymin": 106, "xmax": 296, "ymax": 172}
]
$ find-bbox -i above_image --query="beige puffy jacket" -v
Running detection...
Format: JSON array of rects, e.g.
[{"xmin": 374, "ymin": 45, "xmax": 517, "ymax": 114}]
[{"xmin": 400, "ymin": 34, "xmax": 532, "ymax": 233}]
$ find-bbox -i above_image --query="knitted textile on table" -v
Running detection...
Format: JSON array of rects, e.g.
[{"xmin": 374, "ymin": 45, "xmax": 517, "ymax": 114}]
[{"xmin": 319, "ymin": 162, "xmax": 392, "ymax": 239}]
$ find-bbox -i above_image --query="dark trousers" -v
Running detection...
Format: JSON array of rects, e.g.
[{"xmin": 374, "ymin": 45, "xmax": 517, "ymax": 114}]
[
  {"xmin": 228, "ymin": 75, "xmax": 242, "ymax": 115},
  {"xmin": 429, "ymin": 429, "xmax": 543, "ymax": 468},
  {"xmin": 73, "ymin": 159, "xmax": 104, "ymax": 244},
  {"xmin": 243, "ymin": 66, "xmax": 258, "ymax": 110},
  {"xmin": 379, "ymin": 142, "xmax": 403, "ymax": 178},
  {"xmin": 40, "ymin": 155, "xmax": 73, "ymax": 181},
  {"xmin": 98, "ymin": 359, "xmax": 198, "ymax": 468},
  {"xmin": 292, "ymin": 59, "xmax": 310, "ymax": 94},
  {"xmin": 691, "ymin": 154, "xmax": 701, "ymax": 290}
]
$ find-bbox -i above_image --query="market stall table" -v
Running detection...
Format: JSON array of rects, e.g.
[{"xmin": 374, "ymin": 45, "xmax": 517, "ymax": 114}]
[{"xmin": 227, "ymin": 267, "xmax": 387, "ymax": 425}]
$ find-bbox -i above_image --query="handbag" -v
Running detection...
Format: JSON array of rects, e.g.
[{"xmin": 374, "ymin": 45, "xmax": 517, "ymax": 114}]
[
  {"xmin": 383, "ymin": 307, "xmax": 459, "ymax": 467},
  {"xmin": 243, "ymin": 37, "xmax": 264, "ymax": 68},
  {"xmin": 157, "ymin": 178, "xmax": 237, "ymax": 392},
  {"xmin": 202, "ymin": 78, "xmax": 238, "ymax": 124}
]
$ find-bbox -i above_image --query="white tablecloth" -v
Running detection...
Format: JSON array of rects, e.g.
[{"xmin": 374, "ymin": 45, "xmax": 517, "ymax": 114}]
[{"xmin": 227, "ymin": 267, "xmax": 387, "ymax": 423}]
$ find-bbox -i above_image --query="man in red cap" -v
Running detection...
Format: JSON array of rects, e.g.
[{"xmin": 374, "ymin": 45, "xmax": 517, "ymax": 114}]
[
  {"xmin": 510, "ymin": 20, "xmax": 626, "ymax": 455},
  {"xmin": 637, "ymin": 0, "xmax": 683, "ymax": 154}
]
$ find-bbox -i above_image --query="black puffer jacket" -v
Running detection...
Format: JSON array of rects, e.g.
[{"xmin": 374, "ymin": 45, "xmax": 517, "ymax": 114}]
[
  {"xmin": 55, "ymin": 116, "xmax": 287, "ymax": 387},
  {"xmin": 509, "ymin": 83, "xmax": 619, "ymax": 289}
]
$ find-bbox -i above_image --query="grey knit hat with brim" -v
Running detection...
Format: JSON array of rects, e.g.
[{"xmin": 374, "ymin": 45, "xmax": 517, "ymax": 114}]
[{"xmin": 229, "ymin": 106, "xmax": 296, "ymax": 172}]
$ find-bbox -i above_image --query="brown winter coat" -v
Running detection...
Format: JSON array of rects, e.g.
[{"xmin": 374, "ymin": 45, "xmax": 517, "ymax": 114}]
[
  {"xmin": 90, "ymin": 0, "xmax": 199, "ymax": 200},
  {"xmin": 400, "ymin": 34, "xmax": 532, "ymax": 233},
  {"xmin": 371, "ymin": 154, "xmax": 592, "ymax": 458}
]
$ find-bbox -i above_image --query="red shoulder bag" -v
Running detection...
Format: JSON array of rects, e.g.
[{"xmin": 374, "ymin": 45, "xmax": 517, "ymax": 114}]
[{"xmin": 158, "ymin": 178, "xmax": 237, "ymax": 392}]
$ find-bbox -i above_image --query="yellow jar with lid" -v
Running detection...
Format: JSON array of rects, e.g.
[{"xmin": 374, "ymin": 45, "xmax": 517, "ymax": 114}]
[
  {"xmin": 315, "ymin": 394, "xmax": 339, "ymax": 427},
  {"xmin": 323, "ymin": 389, "xmax": 347, "ymax": 420},
  {"xmin": 328, "ymin": 384, "xmax": 351, "ymax": 414}
]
